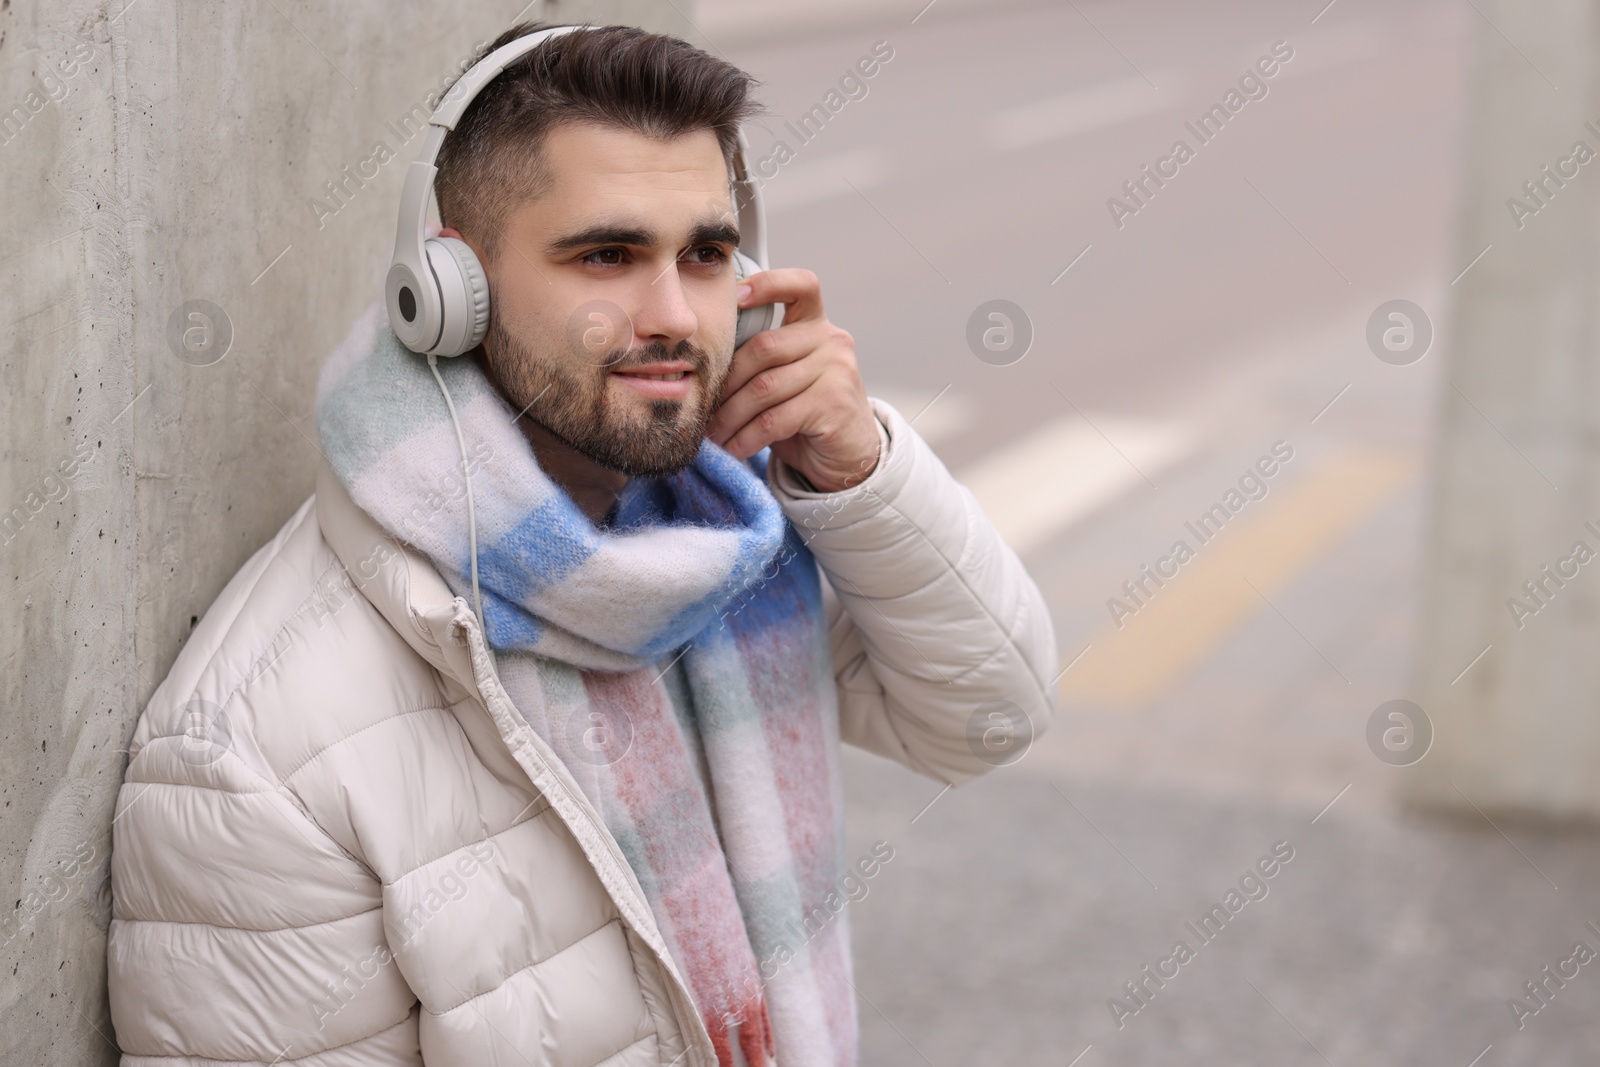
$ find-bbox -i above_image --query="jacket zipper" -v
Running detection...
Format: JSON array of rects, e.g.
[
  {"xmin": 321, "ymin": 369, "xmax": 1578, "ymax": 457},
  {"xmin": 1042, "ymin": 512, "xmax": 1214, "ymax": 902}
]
[{"xmin": 449, "ymin": 601, "xmax": 716, "ymax": 1066}]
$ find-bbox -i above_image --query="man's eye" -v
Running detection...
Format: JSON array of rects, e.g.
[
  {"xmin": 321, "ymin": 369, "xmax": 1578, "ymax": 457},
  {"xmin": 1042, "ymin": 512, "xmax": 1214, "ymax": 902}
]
[
  {"xmin": 584, "ymin": 248, "xmax": 626, "ymax": 266},
  {"xmin": 684, "ymin": 246, "xmax": 730, "ymax": 267}
]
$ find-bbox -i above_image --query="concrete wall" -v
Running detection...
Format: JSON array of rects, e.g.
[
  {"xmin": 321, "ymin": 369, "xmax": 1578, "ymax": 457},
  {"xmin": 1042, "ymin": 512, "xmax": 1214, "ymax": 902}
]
[
  {"xmin": 0, "ymin": 1, "xmax": 693, "ymax": 1059},
  {"xmin": 1407, "ymin": 0, "xmax": 1600, "ymax": 821}
]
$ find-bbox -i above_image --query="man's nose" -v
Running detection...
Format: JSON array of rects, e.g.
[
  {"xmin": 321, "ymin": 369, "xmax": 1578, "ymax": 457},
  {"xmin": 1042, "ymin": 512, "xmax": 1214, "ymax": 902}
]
[{"xmin": 631, "ymin": 260, "xmax": 699, "ymax": 344}]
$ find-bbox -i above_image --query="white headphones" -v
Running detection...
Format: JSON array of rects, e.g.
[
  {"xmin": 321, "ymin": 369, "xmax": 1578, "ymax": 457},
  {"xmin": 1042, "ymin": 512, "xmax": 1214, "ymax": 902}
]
[{"xmin": 384, "ymin": 22, "xmax": 777, "ymax": 358}]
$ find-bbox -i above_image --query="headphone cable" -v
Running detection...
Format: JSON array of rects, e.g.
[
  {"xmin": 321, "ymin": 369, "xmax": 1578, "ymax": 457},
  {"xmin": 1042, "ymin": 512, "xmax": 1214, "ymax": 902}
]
[{"xmin": 427, "ymin": 353, "xmax": 486, "ymax": 633}]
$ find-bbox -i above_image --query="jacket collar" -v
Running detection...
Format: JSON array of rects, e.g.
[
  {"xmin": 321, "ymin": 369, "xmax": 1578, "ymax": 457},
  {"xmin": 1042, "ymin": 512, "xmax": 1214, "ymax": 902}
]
[{"xmin": 314, "ymin": 461, "xmax": 481, "ymax": 688}]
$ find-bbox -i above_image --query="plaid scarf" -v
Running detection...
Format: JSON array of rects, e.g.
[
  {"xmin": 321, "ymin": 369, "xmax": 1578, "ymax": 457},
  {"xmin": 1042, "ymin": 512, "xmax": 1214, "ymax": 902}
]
[{"xmin": 316, "ymin": 304, "xmax": 856, "ymax": 1066}]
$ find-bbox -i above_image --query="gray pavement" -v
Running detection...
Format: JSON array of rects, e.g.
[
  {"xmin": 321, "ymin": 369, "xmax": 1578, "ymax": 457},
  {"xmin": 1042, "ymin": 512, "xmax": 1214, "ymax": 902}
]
[{"xmin": 843, "ymin": 756, "xmax": 1600, "ymax": 1065}]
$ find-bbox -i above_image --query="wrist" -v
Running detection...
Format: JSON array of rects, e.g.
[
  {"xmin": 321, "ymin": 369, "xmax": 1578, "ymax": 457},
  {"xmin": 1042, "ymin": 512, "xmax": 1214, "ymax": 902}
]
[{"xmin": 786, "ymin": 414, "xmax": 888, "ymax": 494}]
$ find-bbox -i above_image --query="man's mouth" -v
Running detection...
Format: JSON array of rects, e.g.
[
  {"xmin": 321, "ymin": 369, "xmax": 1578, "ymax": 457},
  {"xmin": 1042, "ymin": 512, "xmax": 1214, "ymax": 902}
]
[{"xmin": 612, "ymin": 361, "xmax": 696, "ymax": 399}]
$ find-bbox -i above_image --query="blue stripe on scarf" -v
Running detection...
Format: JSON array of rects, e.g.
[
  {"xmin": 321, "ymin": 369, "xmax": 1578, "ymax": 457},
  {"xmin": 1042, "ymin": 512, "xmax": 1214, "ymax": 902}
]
[
  {"xmin": 629, "ymin": 447, "xmax": 796, "ymax": 659},
  {"xmin": 477, "ymin": 496, "xmax": 598, "ymax": 603}
]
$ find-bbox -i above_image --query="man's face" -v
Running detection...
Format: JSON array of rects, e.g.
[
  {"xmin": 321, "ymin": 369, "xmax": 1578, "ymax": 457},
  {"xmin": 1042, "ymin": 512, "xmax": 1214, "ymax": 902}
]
[{"xmin": 475, "ymin": 122, "xmax": 741, "ymax": 477}]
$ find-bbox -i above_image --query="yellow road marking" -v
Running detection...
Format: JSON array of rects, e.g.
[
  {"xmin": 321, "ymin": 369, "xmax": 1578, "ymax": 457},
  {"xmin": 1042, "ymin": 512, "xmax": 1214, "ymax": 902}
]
[{"xmin": 1059, "ymin": 449, "xmax": 1418, "ymax": 710}]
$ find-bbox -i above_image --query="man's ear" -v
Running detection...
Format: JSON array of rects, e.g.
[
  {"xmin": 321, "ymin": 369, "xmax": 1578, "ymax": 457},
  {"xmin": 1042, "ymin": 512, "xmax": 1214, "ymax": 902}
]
[
  {"xmin": 438, "ymin": 227, "xmax": 494, "ymax": 295},
  {"xmin": 438, "ymin": 227, "xmax": 488, "ymax": 265}
]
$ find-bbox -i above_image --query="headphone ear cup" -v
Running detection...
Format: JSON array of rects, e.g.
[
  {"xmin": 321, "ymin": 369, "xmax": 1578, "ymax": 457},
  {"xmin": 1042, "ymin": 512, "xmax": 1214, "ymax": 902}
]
[
  {"xmin": 425, "ymin": 236, "xmax": 491, "ymax": 356},
  {"xmin": 732, "ymin": 250, "xmax": 776, "ymax": 349}
]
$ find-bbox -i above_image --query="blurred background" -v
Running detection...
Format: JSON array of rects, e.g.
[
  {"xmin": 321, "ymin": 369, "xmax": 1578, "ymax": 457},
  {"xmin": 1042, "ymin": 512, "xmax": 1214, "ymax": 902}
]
[{"xmin": 7, "ymin": 0, "xmax": 1600, "ymax": 1062}]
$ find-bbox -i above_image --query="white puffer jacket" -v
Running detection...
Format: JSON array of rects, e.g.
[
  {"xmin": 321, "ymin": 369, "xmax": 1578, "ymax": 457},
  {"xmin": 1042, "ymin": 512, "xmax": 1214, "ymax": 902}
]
[{"xmin": 107, "ymin": 399, "xmax": 1058, "ymax": 1065}]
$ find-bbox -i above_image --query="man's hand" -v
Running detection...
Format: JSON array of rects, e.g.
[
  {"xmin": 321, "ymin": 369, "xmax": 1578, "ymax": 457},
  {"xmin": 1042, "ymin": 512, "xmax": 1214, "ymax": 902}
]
[{"xmin": 707, "ymin": 268, "xmax": 880, "ymax": 493}]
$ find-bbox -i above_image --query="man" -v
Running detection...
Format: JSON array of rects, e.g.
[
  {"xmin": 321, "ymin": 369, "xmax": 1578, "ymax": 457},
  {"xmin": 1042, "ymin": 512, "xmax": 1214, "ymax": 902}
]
[{"xmin": 107, "ymin": 22, "xmax": 1056, "ymax": 1067}]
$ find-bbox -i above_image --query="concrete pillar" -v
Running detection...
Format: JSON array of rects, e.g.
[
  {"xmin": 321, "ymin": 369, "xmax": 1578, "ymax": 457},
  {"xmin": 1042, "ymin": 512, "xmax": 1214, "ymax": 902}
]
[
  {"xmin": 0, "ymin": 1, "xmax": 695, "ymax": 1059},
  {"xmin": 1407, "ymin": 0, "xmax": 1600, "ymax": 820}
]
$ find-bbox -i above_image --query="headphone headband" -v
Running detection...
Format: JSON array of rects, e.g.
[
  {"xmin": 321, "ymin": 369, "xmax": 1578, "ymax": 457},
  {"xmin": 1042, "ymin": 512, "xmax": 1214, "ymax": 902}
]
[
  {"xmin": 385, "ymin": 23, "xmax": 771, "ymax": 356},
  {"xmin": 432, "ymin": 26, "xmax": 580, "ymax": 131}
]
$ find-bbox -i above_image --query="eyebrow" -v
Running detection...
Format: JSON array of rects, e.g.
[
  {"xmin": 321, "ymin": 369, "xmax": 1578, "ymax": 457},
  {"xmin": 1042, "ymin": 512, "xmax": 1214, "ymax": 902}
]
[{"xmin": 544, "ymin": 217, "xmax": 741, "ymax": 255}]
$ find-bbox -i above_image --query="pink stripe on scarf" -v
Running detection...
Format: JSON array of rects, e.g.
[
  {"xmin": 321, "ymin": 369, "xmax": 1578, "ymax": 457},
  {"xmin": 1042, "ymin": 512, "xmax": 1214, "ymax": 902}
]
[{"xmin": 582, "ymin": 668, "xmax": 775, "ymax": 1067}]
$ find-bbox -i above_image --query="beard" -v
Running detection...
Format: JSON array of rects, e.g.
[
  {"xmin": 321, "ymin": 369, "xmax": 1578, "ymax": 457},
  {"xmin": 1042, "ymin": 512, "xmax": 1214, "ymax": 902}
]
[{"xmin": 484, "ymin": 311, "xmax": 732, "ymax": 478}]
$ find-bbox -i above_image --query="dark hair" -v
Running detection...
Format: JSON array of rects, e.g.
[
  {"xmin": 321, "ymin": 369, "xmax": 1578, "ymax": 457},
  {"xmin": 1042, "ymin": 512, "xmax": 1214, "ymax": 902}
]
[{"xmin": 435, "ymin": 22, "xmax": 761, "ymax": 261}]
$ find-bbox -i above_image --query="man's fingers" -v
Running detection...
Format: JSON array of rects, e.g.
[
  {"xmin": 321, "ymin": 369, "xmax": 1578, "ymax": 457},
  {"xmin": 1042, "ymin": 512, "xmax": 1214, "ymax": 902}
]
[
  {"xmin": 708, "ymin": 357, "xmax": 825, "ymax": 448},
  {"xmin": 719, "ymin": 318, "xmax": 834, "ymax": 400},
  {"xmin": 738, "ymin": 268, "xmax": 825, "ymax": 323},
  {"xmin": 717, "ymin": 390, "xmax": 816, "ymax": 461}
]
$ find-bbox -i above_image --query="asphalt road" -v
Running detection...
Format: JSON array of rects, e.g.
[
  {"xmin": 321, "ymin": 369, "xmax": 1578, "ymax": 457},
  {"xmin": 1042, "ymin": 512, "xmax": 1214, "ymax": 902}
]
[{"xmin": 726, "ymin": 0, "xmax": 1469, "ymax": 461}]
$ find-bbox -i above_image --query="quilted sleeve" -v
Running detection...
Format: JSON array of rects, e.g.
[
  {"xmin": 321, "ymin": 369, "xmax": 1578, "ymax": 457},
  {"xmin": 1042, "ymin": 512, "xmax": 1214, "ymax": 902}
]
[
  {"xmin": 106, "ymin": 503, "xmax": 422, "ymax": 1064},
  {"xmin": 767, "ymin": 397, "xmax": 1059, "ymax": 786},
  {"xmin": 106, "ymin": 712, "xmax": 424, "ymax": 1065}
]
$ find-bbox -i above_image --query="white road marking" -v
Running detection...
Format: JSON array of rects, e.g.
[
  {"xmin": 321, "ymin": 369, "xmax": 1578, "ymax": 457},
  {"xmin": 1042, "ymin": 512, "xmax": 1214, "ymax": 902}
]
[
  {"xmin": 989, "ymin": 76, "xmax": 1177, "ymax": 151},
  {"xmin": 759, "ymin": 148, "xmax": 890, "ymax": 213},
  {"xmin": 870, "ymin": 387, "xmax": 974, "ymax": 447},
  {"xmin": 986, "ymin": 18, "xmax": 1387, "ymax": 154},
  {"xmin": 956, "ymin": 414, "xmax": 1191, "ymax": 556}
]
